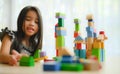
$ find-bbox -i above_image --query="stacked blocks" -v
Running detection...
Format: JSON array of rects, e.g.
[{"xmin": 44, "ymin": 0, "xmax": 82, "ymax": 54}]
[
  {"xmin": 19, "ymin": 56, "xmax": 34, "ymax": 66},
  {"xmin": 55, "ymin": 12, "xmax": 73, "ymax": 57},
  {"xmin": 73, "ymin": 19, "xmax": 86, "ymax": 59},
  {"xmin": 55, "ymin": 12, "xmax": 66, "ymax": 56}
]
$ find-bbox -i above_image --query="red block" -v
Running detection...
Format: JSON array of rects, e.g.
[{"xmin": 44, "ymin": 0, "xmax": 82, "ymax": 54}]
[
  {"xmin": 76, "ymin": 43, "xmax": 82, "ymax": 49},
  {"xmin": 74, "ymin": 31, "xmax": 79, "ymax": 38}
]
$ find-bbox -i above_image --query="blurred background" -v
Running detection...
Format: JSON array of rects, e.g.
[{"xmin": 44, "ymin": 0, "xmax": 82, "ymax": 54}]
[{"xmin": 0, "ymin": 0, "xmax": 120, "ymax": 58}]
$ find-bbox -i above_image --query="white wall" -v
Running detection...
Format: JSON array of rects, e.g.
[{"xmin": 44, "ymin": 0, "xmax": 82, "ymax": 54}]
[{"xmin": 0, "ymin": 0, "xmax": 120, "ymax": 58}]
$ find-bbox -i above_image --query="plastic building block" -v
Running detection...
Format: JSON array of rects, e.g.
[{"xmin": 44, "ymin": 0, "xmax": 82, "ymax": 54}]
[
  {"xmin": 75, "ymin": 23, "xmax": 80, "ymax": 31},
  {"xmin": 80, "ymin": 59, "xmax": 100, "ymax": 71},
  {"xmin": 19, "ymin": 56, "xmax": 34, "ymax": 66},
  {"xmin": 56, "ymin": 28, "xmax": 66, "ymax": 36},
  {"xmin": 56, "ymin": 36, "xmax": 65, "ymax": 48},
  {"xmin": 74, "ymin": 18, "xmax": 80, "ymax": 24},
  {"xmin": 56, "ymin": 12, "xmax": 65, "ymax": 18},
  {"xmin": 74, "ymin": 31, "xmax": 80, "ymax": 38},
  {"xmin": 92, "ymin": 48, "xmax": 101, "ymax": 61},
  {"xmin": 40, "ymin": 51, "xmax": 46, "ymax": 57},
  {"xmin": 57, "ymin": 47, "xmax": 74, "ymax": 56},
  {"xmin": 34, "ymin": 56, "xmax": 48, "ymax": 62},
  {"xmin": 43, "ymin": 61, "xmax": 61, "ymax": 71},
  {"xmin": 33, "ymin": 49, "xmax": 41, "ymax": 59},
  {"xmin": 61, "ymin": 55, "xmax": 73, "ymax": 63},
  {"xmin": 79, "ymin": 50, "xmax": 86, "ymax": 59},
  {"xmin": 61, "ymin": 63, "xmax": 84, "ymax": 71},
  {"xmin": 76, "ymin": 43, "xmax": 82, "ymax": 49},
  {"xmin": 58, "ymin": 18, "xmax": 64, "ymax": 27}
]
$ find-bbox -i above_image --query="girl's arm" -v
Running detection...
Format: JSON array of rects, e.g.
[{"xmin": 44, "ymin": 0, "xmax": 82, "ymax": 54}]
[{"xmin": 0, "ymin": 34, "xmax": 17, "ymax": 65}]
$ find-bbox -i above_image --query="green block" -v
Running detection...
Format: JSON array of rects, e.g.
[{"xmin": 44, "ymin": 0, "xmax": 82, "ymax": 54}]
[
  {"xmin": 20, "ymin": 56, "xmax": 34, "ymax": 66},
  {"xmin": 92, "ymin": 48, "xmax": 101, "ymax": 61},
  {"xmin": 74, "ymin": 18, "xmax": 80, "ymax": 24},
  {"xmin": 56, "ymin": 12, "xmax": 65, "ymax": 18},
  {"xmin": 33, "ymin": 49, "xmax": 41, "ymax": 59},
  {"xmin": 56, "ymin": 36, "xmax": 65, "ymax": 47},
  {"xmin": 58, "ymin": 18, "xmax": 64, "ymax": 27},
  {"xmin": 61, "ymin": 63, "xmax": 84, "ymax": 71},
  {"xmin": 75, "ymin": 23, "xmax": 80, "ymax": 31},
  {"xmin": 53, "ymin": 57, "xmax": 62, "ymax": 62}
]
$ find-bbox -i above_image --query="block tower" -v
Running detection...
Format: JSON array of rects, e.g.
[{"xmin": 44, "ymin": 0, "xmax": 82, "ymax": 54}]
[
  {"xmin": 55, "ymin": 12, "xmax": 73, "ymax": 56},
  {"xmin": 73, "ymin": 19, "xmax": 86, "ymax": 59},
  {"xmin": 92, "ymin": 31, "xmax": 107, "ymax": 62},
  {"xmin": 86, "ymin": 14, "xmax": 97, "ymax": 58}
]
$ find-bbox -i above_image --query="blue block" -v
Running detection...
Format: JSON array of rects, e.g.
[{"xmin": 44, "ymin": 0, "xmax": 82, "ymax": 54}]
[
  {"xmin": 74, "ymin": 50, "xmax": 79, "ymax": 57},
  {"xmin": 101, "ymin": 49, "xmax": 105, "ymax": 62},
  {"xmin": 56, "ymin": 29, "xmax": 66, "ymax": 36},
  {"xmin": 43, "ymin": 61, "xmax": 60, "ymax": 71},
  {"xmin": 61, "ymin": 55, "xmax": 73, "ymax": 63},
  {"xmin": 86, "ymin": 26, "xmax": 94, "ymax": 37},
  {"xmin": 94, "ymin": 32, "xmax": 97, "ymax": 38},
  {"xmin": 79, "ymin": 50, "xmax": 86, "ymax": 59}
]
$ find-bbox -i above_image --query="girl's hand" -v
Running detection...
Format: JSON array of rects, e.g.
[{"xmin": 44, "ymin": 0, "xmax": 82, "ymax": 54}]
[
  {"xmin": 11, "ymin": 50, "xmax": 28, "ymax": 61},
  {"xmin": 8, "ymin": 55, "xmax": 18, "ymax": 66}
]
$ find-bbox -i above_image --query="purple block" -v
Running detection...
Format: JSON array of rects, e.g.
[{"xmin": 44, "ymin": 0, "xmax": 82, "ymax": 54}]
[{"xmin": 40, "ymin": 51, "xmax": 46, "ymax": 57}]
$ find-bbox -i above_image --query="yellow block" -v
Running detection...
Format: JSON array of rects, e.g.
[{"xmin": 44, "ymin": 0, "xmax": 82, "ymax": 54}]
[{"xmin": 34, "ymin": 56, "xmax": 48, "ymax": 62}]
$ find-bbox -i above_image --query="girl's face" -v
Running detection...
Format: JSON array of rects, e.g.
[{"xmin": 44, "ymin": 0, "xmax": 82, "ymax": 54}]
[{"xmin": 22, "ymin": 10, "xmax": 39, "ymax": 37}]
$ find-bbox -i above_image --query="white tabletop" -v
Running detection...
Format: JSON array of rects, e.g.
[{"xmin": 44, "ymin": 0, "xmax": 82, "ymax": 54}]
[{"xmin": 0, "ymin": 56, "xmax": 120, "ymax": 74}]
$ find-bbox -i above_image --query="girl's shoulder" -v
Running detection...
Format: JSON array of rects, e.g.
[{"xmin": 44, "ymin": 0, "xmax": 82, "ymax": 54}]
[{"xmin": 0, "ymin": 27, "xmax": 17, "ymax": 42}]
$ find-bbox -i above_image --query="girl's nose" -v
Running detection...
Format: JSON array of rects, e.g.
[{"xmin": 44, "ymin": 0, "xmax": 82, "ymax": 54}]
[{"xmin": 30, "ymin": 21, "xmax": 35, "ymax": 26}]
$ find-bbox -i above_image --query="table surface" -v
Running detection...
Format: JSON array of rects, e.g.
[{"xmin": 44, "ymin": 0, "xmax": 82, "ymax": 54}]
[{"xmin": 0, "ymin": 56, "xmax": 120, "ymax": 74}]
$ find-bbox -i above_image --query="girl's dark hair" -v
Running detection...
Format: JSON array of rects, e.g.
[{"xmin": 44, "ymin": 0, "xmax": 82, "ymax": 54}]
[{"xmin": 17, "ymin": 6, "xmax": 43, "ymax": 52}]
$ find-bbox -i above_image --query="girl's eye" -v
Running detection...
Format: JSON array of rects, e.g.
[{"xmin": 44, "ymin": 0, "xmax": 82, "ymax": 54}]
[
  {"xmin": 25, "ymin": 18, "xmax": 31, "ymax": 21},
  {"xmin": 35, "ymin": 20, "xmax": 38, "ymax": 24}
]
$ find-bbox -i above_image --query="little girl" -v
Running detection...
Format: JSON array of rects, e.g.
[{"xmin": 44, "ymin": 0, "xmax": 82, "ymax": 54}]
[{"xmin": 0, "ymin": 6, "xmax": 43, "ymax": 65}]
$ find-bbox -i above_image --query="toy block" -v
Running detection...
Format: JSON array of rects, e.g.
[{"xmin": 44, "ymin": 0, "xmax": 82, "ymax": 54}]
[
  {"xmin": 34, "ymin": 56, "xmax": 48, "ymax": 62},
  {"xmin": 53, "ymin": 57, "xmax": 62, "ymax": 62},
  {"xmin": 74, "ymin": 18, "xmax": 80, "ymax": 24},
  {"xmin": 40, "ymin": 51, "xmax": 46, "ymax": 57},
  {"xmin": 56, "ymin": 28, "xmax": 66, "ymax": 36},
  {"xmin": 88, "ymin": 22, "xmax": 94, "ymax": 27},
  {"xmin": 86, "ymin": 50, "xmax": 92, "ymax": 58},
  {"xmin": 55, "ymin": 24, "xmax": 58, "ymax": 33},
  {"xmin": 56, "ymin": 49, "xmax": 59, "ymax": 56},
  {"xmin": 101, "ymin": 49, "xmax": 105, "ymax": 62},
  {"xmin": 79, "ymin": 49, "xmax": 86, "ymax": 59},
  {"xmin": 56, "ymin": 36, "xmax": 65, "ymax": 48},
  {"xmin": 75, "ymin": 23, "xmax": 80, "ymax": 31},
  {"xmin": 76, "ymin": 43, "xmax": 82, "ymax": 49},
  {"xmin": 80, "ymin": 59, "xmax": 100, "ymax": 71},
  {"xmin": 43, "ymin": 61, "xmax": 61, "ymax": 71},
  {"xmin": 94, "ymin": 32, "xmax": 97, "ymax": 38},
  {"xmin": 58, "ymin": 18, "xmax": 64, "ymax": 27},
  {"xmin": 101, "ymin": 42, "xmax": 104, "ymax": 49},
  {"xmin": 86, "ymin": 14, "xmax": 93, "ymax": 20},
  {"xmin": 44, "ymin": 59, "xmax": 55, "ymax": 62},
  {"xmin": 92, "ymin": 48, "xmax": 101, "ymax": 61},
  {"xmin": 74, "ymin": 31, "xmax": 80, "ymax": 38},
  {"xmin": 61, "ymin": 63, "xmax": 84, "ymax": 71},
  {"xmin": 74, "ymin": 49, "xmax": 79, "ymax": 57},
  {"xmin": 86, "ymin": 27, "xmax": 94, "ymax": 37},
  {"xmin": 56, "ymin": 27, "xmax": 66, "ymax": 30},
  {"xmin": 93, "ymin": 41, "xmax": 101, "ymax": 49},
  {"xmin": 61, "ymin": 55, "xmax": 73, "ymax": 63},
  {"xmin": 19, "ymin": 56, "xmax": 34, "ymax": 66},
  {"xmin": 74, "ymin": 35, "xmax": 83, "ymax": 42},
  {"xmin": 56, "ymin": 12, "xmax": 65, "ymax": 18},
  {"xmin": 57, "ymin": 47, "xmax": 74, "ymax": 56},
  {"xmin": 33, "ymin": 49, "xmax": 41, "ymax": 59}
]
